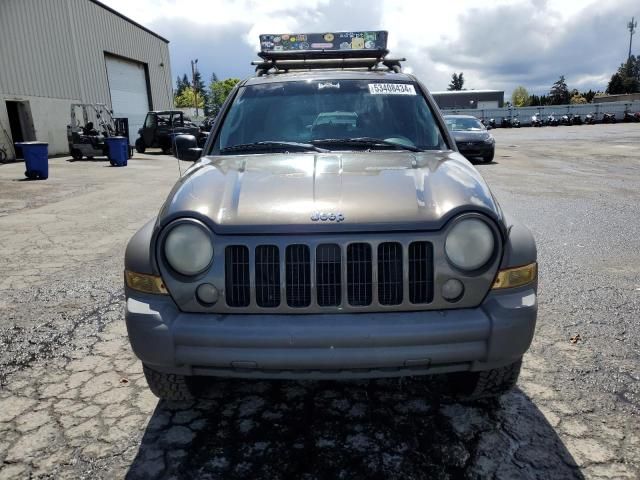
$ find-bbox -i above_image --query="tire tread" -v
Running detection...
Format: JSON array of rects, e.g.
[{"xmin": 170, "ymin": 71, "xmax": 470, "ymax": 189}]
[{"xmin": 143, "ymin": 364, "xmax": 195, "ymax": 401}]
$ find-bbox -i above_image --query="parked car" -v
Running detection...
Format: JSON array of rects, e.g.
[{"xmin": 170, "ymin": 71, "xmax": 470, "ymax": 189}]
[
  {"xmin": 135, "ymin": 110, "xmax": 207, "ymax": 154},
  {"xmin": 124, "ymin": 31, "xmax": 537, "ymax": 402},
  {"xmin": 444, "ymin": 115, "xmax": 495, "ymax": 163}
]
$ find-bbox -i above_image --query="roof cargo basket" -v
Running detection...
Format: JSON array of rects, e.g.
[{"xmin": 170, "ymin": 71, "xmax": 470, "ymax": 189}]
[{"xmin": 253, "ymin": 31, "xmax": 405, "ymax": 75}]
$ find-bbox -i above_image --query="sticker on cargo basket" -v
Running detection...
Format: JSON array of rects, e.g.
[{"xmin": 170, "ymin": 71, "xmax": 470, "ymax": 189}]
[{"xmin": 368, "ymin": 83, "xmax": 416, "ymax": 95}]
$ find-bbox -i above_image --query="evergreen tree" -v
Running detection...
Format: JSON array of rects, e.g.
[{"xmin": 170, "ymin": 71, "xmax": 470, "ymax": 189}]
[
  {"xmin": 447, "ymin": 72, "xmax": 464, "ymax": 91},
  {"xmin": 175, "ymin": 74, "xmax": 189, "ymax": 96},
  {"xmin": 549, "ymin": 75, "xmax": 570, "ymax": 105},
  {"xmin": 606, "ymin": 56, "xmax": 640, "ymax": 94}
]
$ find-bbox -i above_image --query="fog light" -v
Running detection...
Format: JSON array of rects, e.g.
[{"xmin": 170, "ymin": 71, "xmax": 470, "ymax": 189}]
[
  {"xmin": 442, "ymin": 279, "xmax": 464, "ymax": 301},
  {"xmin": 196, "ymin": 283, "xmax": 219, "ymax": 304}
]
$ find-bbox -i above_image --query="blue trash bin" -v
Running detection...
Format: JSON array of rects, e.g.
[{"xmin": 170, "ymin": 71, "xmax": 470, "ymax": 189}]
[
  {"xmin": 16, "ymin": 142, "xmax": 49, "ymax": 180},
  {"xmin": 105, "ymin": 136, "xmax": 129, "ymax": 167}
]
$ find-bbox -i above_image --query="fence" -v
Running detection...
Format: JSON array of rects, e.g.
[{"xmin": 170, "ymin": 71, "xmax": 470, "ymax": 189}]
[{"xmin": 441, "ymin": 100, "xmax": 640, "ymax": 124}]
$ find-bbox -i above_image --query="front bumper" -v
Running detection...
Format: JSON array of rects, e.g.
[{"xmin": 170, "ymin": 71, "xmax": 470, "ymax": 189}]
[
  {"xmin": 125, "ymin": 286, "xmax": 536, "ymax": 379},
  {"xmin": 457, "ymin": 143, "xmax": 494, "ymax": 158}
]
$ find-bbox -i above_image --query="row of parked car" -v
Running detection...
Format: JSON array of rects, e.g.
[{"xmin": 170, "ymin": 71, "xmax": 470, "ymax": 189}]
[{"xmin": 479, "ymin": 110, "xmax": 640, "ymax": 128}]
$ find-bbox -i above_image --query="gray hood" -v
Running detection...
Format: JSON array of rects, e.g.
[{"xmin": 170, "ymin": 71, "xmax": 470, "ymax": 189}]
[{"xmin": 158, "ymin": 151, "xmax": 502, "ymax": 234}]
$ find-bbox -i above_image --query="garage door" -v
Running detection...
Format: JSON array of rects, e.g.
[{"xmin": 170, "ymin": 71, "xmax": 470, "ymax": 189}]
[{"xmin": 105, "ymin": 55, "xmax": 150, "ymax": 146}]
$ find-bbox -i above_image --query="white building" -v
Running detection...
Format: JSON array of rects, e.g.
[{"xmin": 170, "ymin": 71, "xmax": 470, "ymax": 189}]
[{"xmin": 0, "ymin": 0, "xmax": 173, "ymax": 158}]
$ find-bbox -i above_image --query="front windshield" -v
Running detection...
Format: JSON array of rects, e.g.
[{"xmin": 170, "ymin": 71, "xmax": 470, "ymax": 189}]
[
  {"xmin": 214, "ymin": 79, "xmax": 448, "ymax": 153},
  {"xmin": 445, "ymin": 117, "xmax": 485, "ymax": 131}
]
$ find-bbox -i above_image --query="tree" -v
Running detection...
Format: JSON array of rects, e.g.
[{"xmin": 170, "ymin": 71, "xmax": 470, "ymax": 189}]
[
  {"xmin": 606, "ymin": 73, "xmax": 625, "ymax": 94},
  {"xmin": 447, "ymin": 72, "xmax": 464, "ymax": 91},
  {"xmin": 580, "ymin": 90, "xmax": 597, "ymax": 103},
  {"xmin": 570, "ymin": 94, "xmax": 587, "ymax": 104},
  {"xmin": 606, "ymin": 56, "xmax": 640, "ymax": 94},
  {"xmin": 511, "ymin": 86, "xmax": 530, "ymax": 107},
  {"xmin": 549, "ymin": 75, "xmax": 570, "ymax": 105},
  {"xmin": 174, "ymin": 87, "xmax": 204, "ymax": 109},
  {"xmin": 207, "ymin": 78, "xmax": 241, "ymax": 116},
  {"xmin": 175, "ymin": 73, "xmax": 189, "ymax": 96}
]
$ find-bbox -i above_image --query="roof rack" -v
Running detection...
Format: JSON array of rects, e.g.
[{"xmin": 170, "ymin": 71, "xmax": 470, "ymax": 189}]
[{"xmin": 253, "ymin": 31, "xmax": 404, "ymax": 75}]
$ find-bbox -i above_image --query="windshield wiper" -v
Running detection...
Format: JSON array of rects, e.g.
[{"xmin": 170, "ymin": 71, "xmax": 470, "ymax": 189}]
[
  {"xmin": 311, "ymin": 137, "xmax": 423, "ymax": 152},
  {"xmin": 220, "ymin": 141, "xmax": 328, "ymax": 154}
]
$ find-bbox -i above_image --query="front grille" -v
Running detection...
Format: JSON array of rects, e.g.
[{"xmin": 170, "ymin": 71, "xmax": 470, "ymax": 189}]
[
  {"xmin": 408, "ymin": 241, "xmax": 434, "ymax": 304},
  {"xmin": 255, "ymin": 245, "xmax": 280, "ymax": 307},
  {"xmin": 285, "ymin": 245, "xmax": 311, "ymax": 307},
  {"xmin": 378, "ymin": 242, "xmax": 403, "ymax": 305},
  {"xmin": 224, "ymin": 240, "xmax": 434, "ymax": 310},
  {"xmin": 316, "ymin": 244, "xmax": 341, "ymax": 306},
  {"xmin": 225, "ymin": 246, "xmax": 250, "ymax": 307},
  {"xmin": 347, "ymin": 243, "xmax": 372, "ymax": 306}
]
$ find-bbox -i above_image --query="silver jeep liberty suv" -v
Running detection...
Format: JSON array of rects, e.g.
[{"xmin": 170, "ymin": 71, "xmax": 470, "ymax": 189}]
[{"xmin": 124, "ymin": 31, "xmax": 538, "ymax": 401}]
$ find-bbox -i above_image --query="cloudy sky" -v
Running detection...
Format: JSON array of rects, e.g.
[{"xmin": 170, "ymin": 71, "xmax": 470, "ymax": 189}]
[{"xmin": 102, "ymin": 0, "xmax": 639, "ymax": 96}]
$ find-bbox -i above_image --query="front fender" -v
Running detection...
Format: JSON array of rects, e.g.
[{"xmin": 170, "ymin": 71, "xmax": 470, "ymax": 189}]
[
  {"xmin": 125, "ymin": 218, "xmax": 157, "ymax": 274},
  {"xmin": 500, "ymin": 214, "xmax": 537, "ymax": 270}
]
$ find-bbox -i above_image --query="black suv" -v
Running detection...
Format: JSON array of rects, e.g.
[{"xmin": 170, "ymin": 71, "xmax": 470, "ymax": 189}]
[{"xmin": 135, "ymin": 110, "xmax": 206, "ymax": 154}]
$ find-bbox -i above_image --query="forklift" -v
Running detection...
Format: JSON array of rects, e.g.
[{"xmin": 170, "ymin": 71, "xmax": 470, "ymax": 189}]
[{"xmin": 66, "ymin": 103, "xmax": 130, "ymax": 160}]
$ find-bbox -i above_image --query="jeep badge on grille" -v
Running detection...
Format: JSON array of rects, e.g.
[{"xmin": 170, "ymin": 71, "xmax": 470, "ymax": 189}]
[{"xmin": 311, "ymin": 212, "xmax": 345, "ymax": 222}]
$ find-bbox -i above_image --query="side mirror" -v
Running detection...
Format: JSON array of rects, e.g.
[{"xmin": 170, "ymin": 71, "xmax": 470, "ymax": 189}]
[
  {"xmin": 486, "ymin": 125, "xmax": 492, "ymax": 130},
  {"xmin": 173, "ymin": 134, "xmax": 202, "ymax": 161}
]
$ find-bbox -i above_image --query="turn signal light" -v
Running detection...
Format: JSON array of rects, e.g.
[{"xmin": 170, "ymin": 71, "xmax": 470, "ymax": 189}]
[
  {"xmin": 492, "ymin": 262, "xmax": 537, "ymax": 290},
  {"xmin": 125, "ymin": 270, "xmax": 168, "ymax": 295}
]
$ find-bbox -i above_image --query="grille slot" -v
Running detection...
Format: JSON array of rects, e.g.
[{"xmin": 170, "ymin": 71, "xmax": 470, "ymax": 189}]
[
  {"xmin": 378, "ymin": 242, "xmax": 403, "ymax": 305},
  {"xmin": 408, "ymin": 241, "xmax": 434, "ymax": 304},
  {"xmin": 286, "ymin": 245, "xmax": 311, "ymax": 307},
  {"xmin": 255, "ymin": 245, "xmax": 280, "ymax": 307},
  {"xmin": 316, "ymin": 244, "xmax": 342, "ymax": 306},
  {"xmin": 347, "ymin": 243, "xmax": 372, "ymax": 306},
  {"xmin": 225, "ymin": 246, "xmax": 250, "ymax": 307}
]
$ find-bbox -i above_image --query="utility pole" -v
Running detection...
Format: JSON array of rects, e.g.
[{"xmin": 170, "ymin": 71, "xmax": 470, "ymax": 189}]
[
  {"xmin": 191, "ymin": 59, "xmax": 199, "ymax": 118},
  {"xmin": 628, "ymin": 17, "xmax": 637, "ymax": 61}
]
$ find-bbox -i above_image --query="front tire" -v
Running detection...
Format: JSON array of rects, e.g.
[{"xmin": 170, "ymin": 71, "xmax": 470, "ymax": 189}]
[
  {"xmin": 135, "ymin": 138, "xmax": 146, "ymax": 154},
  {"xmin": 446, "ymin": 359, "xmax": 522, "ymax": 401},
  {"xmin": 482, "ymin": 150, "xmax": 495, "ymax": 163},
  {"xmin": 71, "ymin": 148, "xmax": 83, "ymax": 161},
  {"xmin": 143, "ymin": 364, "xmax": 198, "ymax": 401}
]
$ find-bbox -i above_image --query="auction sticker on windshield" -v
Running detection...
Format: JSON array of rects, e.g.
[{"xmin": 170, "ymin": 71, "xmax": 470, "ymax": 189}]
[{"xmin": 368, "ymin": 83, "xmax": 416, "ymax": 95}]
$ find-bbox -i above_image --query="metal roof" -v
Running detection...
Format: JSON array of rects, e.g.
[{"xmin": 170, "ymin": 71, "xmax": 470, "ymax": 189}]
[{"xmin": 89, "ymin": 0, "xmax": 169, "ymax": 43}]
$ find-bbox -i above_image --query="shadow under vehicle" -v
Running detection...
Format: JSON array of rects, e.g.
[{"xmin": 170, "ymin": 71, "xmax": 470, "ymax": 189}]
[
  {"xmin": 134, "ymin": 110, "xmax": 208, "ymax": 154},
  {"xmin": 125, "ymin": 382, "xmax": 584, "ymax": 479}
]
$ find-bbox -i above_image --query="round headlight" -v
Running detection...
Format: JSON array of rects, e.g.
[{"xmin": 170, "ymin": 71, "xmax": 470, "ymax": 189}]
[
  {"xmin": 445, "ymin": 218, "xmax": 495, "ymax": 271},
  {"xmin": 164, "ymin": 223, "xmax": 213, "ymax": 276}
]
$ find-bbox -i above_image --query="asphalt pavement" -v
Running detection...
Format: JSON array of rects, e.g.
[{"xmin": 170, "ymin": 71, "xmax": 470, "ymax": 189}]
[{"xmin": 0, "ymin": 126, "xmax": 638, "ymax": 479}]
